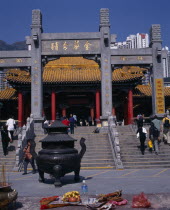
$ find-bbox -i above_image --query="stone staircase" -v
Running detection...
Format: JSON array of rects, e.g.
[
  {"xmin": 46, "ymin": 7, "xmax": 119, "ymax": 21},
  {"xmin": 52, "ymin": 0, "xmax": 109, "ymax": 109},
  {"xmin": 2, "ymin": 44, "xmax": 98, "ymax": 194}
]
[
  {"xmin": 0, "ymin": 137, "xmax": 17, "ymax": 172},
  {"xmin": 117, "ymin": 125, "xmax": 170, "ymax": 169},
  {"xmin": 71, "ymin": 126, "xmax": 115, "ymax": 169},
  {"xmin": 31, "ymin": 126, "xmax": 115, "ymax": 170}
]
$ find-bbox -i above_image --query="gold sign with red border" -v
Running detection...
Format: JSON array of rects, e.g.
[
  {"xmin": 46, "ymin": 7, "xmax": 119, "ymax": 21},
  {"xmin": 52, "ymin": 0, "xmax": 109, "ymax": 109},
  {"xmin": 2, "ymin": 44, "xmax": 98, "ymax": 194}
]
[{"xmin": 155, "ymin": 78, "xmax": 165, "ymax": 114}]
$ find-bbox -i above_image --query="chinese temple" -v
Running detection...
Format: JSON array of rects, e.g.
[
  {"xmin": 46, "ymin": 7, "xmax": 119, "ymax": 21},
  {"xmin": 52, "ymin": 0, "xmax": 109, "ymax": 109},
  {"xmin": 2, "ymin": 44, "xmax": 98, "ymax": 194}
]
[{"xmin": 1, "ymin": 56, "xmax": 170, "ymax": 126}]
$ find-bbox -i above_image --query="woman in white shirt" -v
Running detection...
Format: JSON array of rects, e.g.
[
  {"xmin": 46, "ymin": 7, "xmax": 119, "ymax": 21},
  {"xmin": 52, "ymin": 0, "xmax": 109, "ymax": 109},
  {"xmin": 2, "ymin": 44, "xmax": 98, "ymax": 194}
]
[{"xmin": 6, "ymin": 116, "xmax": 16, "ymax": 143}]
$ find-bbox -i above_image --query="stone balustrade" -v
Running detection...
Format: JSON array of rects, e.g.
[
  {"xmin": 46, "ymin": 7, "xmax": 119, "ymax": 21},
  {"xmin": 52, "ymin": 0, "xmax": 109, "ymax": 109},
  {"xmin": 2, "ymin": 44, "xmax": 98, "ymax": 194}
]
[{"xmin": 108, "ymin": 115, "xmax": 123, "ymax": 169}]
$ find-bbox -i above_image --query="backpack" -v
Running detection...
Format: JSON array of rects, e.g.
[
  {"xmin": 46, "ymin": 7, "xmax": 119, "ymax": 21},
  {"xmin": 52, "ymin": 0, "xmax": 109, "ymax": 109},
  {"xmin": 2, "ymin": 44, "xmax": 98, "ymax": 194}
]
[
  {"xmin": 164, "ymin": 119, "xmax": 170, "ymax": 128},
  {"xmin": 152, "ymin": 126, "xmax": 159, "ymax": 137}
]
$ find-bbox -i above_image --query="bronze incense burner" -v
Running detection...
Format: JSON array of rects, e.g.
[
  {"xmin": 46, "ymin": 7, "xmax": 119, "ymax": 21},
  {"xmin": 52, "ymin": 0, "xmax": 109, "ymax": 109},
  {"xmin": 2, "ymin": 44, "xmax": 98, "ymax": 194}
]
[{"xmin": 36, "ymin": 120, "xmax": 86, "ymax": 187}]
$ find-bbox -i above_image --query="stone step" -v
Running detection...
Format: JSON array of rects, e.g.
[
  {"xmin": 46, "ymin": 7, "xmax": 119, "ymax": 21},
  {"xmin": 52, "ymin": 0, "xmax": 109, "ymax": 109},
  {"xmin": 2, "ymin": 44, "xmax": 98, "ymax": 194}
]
[
  {"xmin": 123, "ymin": 160, "xmax": 170, "ymax": 165},
  {"xmin": 121, "ymin": 154, "xmax": 170, "ymax": 158},
  {"xmin": 124, "ymin": 164, "xmax": 170, "ymax": 169},
  {"xmin": 80, "ymin": 162, "xmax": 114, "ymax": 167}
]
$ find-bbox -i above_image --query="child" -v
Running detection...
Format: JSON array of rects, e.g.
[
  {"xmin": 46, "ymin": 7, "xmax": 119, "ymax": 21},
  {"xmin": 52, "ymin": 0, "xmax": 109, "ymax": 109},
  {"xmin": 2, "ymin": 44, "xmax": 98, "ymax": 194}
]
[{"xmin": 148, "ymin": 139, "xmax": 153, "ymax": 153}]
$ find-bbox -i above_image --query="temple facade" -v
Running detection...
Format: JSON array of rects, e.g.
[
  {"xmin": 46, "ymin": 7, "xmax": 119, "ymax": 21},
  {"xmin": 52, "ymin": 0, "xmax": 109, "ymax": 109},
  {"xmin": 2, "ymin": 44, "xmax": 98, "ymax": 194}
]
[
  {"xmin": 1, "ymin": 57, "xmax": 170, "ymax": 126},
  {"xmin": 0, "ymin": 8, "xmax": 169, "ymax": 130}
]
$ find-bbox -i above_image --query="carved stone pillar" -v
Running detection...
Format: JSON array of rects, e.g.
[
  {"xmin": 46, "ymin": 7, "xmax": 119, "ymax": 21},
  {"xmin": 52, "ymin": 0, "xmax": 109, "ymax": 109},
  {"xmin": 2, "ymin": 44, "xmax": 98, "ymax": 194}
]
[
  {"xmin": 99, "ymin": 8, "xmax": 112, "ymax": 127},
  {"xmin": 18, "ymin": 92, "xmax": 23, "ymax": 127},
  {"xmin": 150, "ymin": 24, "xmax": 165, "ymax": 116},
  {"xmin": 31, "ymin": 10, "xmax": 43, "ymax": 133}
]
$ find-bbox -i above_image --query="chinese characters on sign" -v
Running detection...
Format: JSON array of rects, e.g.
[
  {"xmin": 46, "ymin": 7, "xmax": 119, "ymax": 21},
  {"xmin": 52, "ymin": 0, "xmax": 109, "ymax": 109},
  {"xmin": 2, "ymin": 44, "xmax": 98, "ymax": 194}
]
[
  {"xmin": 155, "ymin": 78, "xmax": 165, "ymax": 114},
  {"xmin": 50, "ymin": 40, "xmax": 93, "ymax": 51}
]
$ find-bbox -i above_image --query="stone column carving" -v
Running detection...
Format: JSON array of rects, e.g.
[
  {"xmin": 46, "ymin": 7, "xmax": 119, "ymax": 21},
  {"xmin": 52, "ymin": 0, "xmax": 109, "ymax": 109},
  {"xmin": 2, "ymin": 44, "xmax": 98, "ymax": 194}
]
[
  {"xmin": 99, "ymin": 8, "xmax": 112, "ymax": 124},
  {"xmin": 150, "ymin": 24, "xmax": 165, "ymax": 115},
  {"xmin": 31, "ymin": 10, "xmax": 43, "ymax": 121}
]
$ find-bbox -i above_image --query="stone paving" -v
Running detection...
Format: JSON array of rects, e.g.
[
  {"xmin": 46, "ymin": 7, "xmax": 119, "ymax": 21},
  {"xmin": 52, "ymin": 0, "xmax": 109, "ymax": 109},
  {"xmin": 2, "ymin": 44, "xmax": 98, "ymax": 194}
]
[{"xmin": 4, "ymin": 168, "xmax": 170, "ymax": 209}]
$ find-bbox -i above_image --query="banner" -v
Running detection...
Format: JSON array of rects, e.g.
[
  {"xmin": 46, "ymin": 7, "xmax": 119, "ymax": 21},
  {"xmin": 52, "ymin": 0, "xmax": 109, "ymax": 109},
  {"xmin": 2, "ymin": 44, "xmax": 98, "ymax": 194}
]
[{"xmin": 155, "ymin": 78, "xmax": 165, "ymax": 114}]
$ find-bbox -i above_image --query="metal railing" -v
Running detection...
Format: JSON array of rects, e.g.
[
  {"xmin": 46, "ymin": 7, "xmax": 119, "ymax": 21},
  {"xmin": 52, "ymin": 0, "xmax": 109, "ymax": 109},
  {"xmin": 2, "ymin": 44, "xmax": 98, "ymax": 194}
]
[{"xmin": 108, "ymin": 115, "xmax": 123, "ymax": 169}]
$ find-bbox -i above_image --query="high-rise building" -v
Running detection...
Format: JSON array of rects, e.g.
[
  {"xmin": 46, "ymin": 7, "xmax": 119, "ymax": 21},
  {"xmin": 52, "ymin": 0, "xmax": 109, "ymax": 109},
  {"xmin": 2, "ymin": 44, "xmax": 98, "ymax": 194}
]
[{"xmin": 111, "ymin": 33, "xmax": 149, "ymax": 49}]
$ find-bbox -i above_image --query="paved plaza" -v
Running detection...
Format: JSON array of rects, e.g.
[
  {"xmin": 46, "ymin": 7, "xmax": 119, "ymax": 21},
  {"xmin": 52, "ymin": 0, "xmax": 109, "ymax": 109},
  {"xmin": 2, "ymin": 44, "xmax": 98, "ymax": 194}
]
[{"xmin": 6, "ymin": 168, "xmax": 170, "ymax": 209}]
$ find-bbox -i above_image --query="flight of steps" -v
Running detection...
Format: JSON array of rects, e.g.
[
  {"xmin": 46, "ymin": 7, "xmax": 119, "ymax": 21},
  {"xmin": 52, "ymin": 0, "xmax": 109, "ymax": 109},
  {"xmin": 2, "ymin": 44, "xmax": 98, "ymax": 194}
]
[
  {"xmin": 71, "ymin": 126, "xmax": 115, "ymax": 169},
  {"xmin": 117, "ymin": 125, "xmax": 170, "ymax": 169},
  {"xmin": 0, "ymin": 138, "xmax": 17, "ymax": 172},
  {"xmin": 26, "ymin": 127, "xmax": 115, "ymax": 171}
]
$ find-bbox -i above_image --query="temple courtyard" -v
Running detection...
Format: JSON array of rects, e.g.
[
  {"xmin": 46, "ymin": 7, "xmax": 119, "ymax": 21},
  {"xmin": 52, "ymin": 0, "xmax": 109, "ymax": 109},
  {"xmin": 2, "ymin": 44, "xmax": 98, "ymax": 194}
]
[{"xmin": 7, "ymin": 168, "xmax": 170, "ymax": 209}]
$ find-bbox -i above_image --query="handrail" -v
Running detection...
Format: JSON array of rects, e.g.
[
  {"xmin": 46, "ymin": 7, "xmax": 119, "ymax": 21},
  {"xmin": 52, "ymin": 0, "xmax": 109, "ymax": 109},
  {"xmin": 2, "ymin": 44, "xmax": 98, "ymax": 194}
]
[
  {"xmin": 14, "ymin": 114, "xmax": 35, "ymax": 171},
  {"xmin": 108, "ymin": 115, "xmax": 123, "ymax": 169}
]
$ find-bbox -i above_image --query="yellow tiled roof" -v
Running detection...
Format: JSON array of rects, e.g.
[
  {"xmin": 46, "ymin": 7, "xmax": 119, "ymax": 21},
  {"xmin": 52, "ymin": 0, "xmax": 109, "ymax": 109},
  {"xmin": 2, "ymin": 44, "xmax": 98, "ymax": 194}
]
[
  {"xmin": 6, "ymin": 57, "xmax": 145, "ymax": 84},
  {"xmin": 0, "ymin": 88, "xmax": 17, "ymax": 100},
  {"xmin": 135, "ymin": 85, "xmax": 170, "ymax": 97}
]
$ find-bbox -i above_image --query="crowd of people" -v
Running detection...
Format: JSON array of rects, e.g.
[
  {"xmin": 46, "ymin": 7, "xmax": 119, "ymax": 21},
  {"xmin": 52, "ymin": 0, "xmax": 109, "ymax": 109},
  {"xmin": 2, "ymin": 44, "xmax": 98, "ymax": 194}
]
[
  {"xmin": 136, "ymin": 113, "xmax": 170, "ymax": 155},
  {"xmin": 44, "ymin": 113, "xmax": 95, "ymax": 134}
]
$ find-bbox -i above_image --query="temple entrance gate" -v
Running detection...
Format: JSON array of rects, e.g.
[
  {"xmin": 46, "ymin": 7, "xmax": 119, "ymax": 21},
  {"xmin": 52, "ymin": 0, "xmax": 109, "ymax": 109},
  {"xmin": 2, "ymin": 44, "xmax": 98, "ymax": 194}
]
[{"xmin": 0, "ymin": 8, "xmax": 165, "ymax": 133}]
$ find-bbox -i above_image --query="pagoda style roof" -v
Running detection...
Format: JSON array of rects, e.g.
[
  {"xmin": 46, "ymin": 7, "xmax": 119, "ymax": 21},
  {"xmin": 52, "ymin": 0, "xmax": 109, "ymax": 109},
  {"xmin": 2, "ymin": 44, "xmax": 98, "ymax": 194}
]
[
  {"xmin": 5, "ymin": 57, "xmax": 145, "ymax": 84},
  {"xmin": 134, "ymin": 85, "xmax": 170, "ymax": 97},
  {"xmin": 0, "ymin": 88, "xmax": 17, "ymax": 100},
  {"xmin": 1, "ymin": 84, "xmax": 170, "ymax": 100}
]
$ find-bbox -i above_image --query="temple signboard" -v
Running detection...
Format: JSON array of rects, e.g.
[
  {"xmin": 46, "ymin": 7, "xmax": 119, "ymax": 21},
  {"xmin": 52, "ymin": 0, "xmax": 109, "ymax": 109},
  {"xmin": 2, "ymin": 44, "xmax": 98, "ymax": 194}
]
[
  {"xmin": 111, "ymin": 55, "xmax": 152, "ymax": 65},
  {"xmin": 41, "ymin": 40, "xmax": 100, "ymax": 55},
  {"xmin": 155, "ymin": 78, "xmax": 165, "ymax": 114}
]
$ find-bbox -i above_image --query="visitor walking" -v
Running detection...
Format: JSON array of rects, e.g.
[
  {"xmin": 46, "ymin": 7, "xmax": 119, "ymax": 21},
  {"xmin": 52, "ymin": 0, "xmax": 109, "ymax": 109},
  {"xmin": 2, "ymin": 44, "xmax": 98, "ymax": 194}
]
[
  {"xmin": 6, "ymin": 116, "xmax": 16, "ymax": 143},
  {"xmin": 151, "ymin": 115, "xmax": 161, "ymax": 143},
  {"xmin": 73, "ymin": 114, "xmax": 77, "ymax": 127},
  {"xmin": 1, "ymin": 125, "xmax": 10, "ymax": 156},
  {"xmin": 162, "ymin": 114, "xmax": 170, "ymax": 145},
  {"xmin": 22, "ymin": 139, "xmax": 36, "ymax": 175},
  {"xmin": 149, "ymin": 122, "xmax": 159, "ymax": 155},
  {"xmin": 69, "ymin": 114, "xmax": 75, "ymax": 134},
  {"xmin": 137, "ymin": 114, "xmax": 143, "ymax": 129},
  {"xmin": 136, "ymin": 125, "xmax": 147, "ymax": 155}
]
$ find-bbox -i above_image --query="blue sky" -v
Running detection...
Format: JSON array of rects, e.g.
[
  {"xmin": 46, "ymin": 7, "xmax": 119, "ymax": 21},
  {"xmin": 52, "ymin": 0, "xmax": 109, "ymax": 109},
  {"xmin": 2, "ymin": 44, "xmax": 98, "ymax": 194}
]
[{"xmin": 0, "ymin": 0, "xmax": 170, "ymax": 47}]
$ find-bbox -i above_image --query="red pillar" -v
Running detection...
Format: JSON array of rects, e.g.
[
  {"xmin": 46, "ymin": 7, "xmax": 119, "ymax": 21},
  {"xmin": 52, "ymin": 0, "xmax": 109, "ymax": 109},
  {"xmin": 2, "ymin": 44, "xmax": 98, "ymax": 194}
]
[
  {"xmin": 18, "ymin": 92, "xmax": 23, "ymax": 127},
  {"xmin": 90, "ymin": 107, "xmax": 94, "ymax": 120},
  {"xmin": 51, "ymin": 91, "xmax": 56, "ymax": 121},
  {"xmin": 127, "ymin": 89, "xmax": 133, "ymax": 124},
  {"xmin": 95, "ymin": 90, "xmax": 101, "ymax": 123},
  {"xmin": 112, "ymin": 107, "xmax": 116, "ymax": 116},
  {"xmin": 62, "ymin": 108, "xmax": 66, "ymax": 117}
]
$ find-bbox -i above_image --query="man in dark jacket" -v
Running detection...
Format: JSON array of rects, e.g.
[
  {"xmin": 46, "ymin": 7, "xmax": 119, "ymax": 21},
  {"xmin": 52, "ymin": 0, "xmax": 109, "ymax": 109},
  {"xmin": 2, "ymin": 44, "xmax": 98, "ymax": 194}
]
[
  {"xmin": 149, "ymin": 122, "xmax": 159, "ymax": 155},
  {"xmin": 1, "ymin": 125, "xmax": 10, "ymax": 156}
]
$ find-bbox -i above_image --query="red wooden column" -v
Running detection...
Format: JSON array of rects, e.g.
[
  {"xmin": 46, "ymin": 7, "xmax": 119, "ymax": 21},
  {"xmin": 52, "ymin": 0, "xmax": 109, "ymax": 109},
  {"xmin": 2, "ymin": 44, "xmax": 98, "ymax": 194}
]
[
  {"xmin": 18, "ymin": 92, "xmax": 23, "ymax": 127},
  {"xmin": 51, "ymin": 91, "xmax": 56, "ymax": 121},
  {"xmin": 112, "ymin": 107, "xmax": 116, "ymax": 116},
  {"xmin": 95, "ymin": 90, "xmax": 101, "ymax": 123},
  {"xmin": 62, "ymin": 107, "xmax": 67, "ymax": 117},
  {"xmin": 90, "ymin": 107, "xmax": 94, "ymax": 121},
  {"xmin": 127, "ymin": 89, "xmax": 134, "ymax": 124}
]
